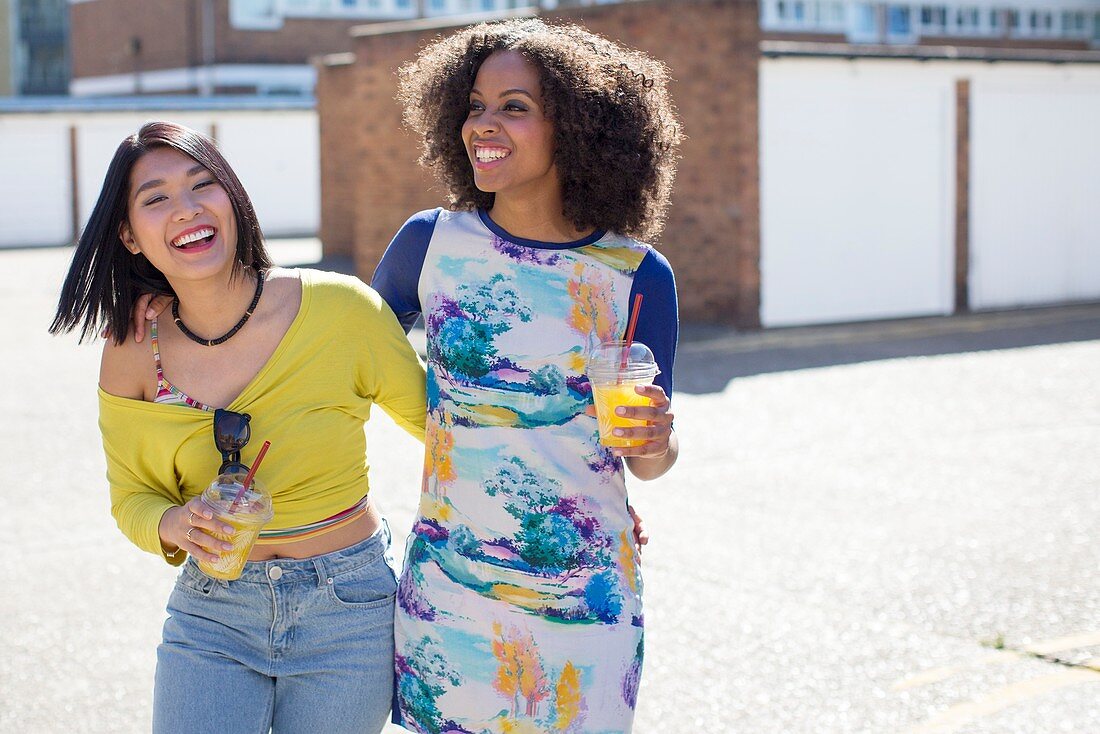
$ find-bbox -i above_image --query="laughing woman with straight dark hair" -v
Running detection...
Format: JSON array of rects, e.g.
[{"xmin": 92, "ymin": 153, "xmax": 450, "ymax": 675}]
[{"xmin": 51, "ymin": 121, "xmax": 426, "ymax": 733}]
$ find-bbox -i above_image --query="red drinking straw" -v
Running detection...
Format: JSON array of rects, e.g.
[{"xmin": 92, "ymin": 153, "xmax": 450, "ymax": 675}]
[
  {"xmin": 229, "ymin": 440, "xmax": 271, "ymax": 513},
  {"xmin": 620, "ymin": 293, "xmax": 644, "ymax": 369}
]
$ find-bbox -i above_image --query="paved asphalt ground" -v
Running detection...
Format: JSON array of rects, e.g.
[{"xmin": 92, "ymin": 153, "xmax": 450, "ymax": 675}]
[{"xmin": 2, "ymin": 241, "xmax": 1098, "ymax": 733}]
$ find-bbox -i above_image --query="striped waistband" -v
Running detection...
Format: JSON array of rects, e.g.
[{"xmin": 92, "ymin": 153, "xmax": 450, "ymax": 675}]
[{"xmin": 256, "ymin": 494, "xmax": 371, "ymax": 544}]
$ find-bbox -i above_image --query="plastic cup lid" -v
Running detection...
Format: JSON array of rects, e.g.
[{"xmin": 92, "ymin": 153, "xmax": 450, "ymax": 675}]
[
  {"xmin": 586, "ymin": 340, "xmax": 660, "ymax": 378},
  {"xmin": 201, "ymin": 473, "xmax": 273, "ymax": 521}
]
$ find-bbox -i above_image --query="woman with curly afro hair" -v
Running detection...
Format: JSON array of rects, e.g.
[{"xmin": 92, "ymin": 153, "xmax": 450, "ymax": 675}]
[{"xmin": 372, "ymin": 18, "xmax": 683, "ymax": 733}]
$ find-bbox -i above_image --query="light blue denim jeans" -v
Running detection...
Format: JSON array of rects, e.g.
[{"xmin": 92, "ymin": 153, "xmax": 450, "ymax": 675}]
[{"xmin": 152, "ymin": 520, "xmax": 397, "ymax": 734}]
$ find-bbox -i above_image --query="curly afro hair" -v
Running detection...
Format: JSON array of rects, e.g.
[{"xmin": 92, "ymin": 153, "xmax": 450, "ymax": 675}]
[{"xmin": 397, "ymin": 17, "xmax": 683, "ymax": 242}]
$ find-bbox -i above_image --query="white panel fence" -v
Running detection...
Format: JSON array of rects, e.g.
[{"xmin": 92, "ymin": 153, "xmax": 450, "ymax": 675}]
[
  {"xmin": 760, "ymin": 57, "xmax": 1100, "ymax": 326},
  {"xmin": 760, "ymin": 59, "xmax": 956, "ymax": 327},
  {"xmin": 0, "ymin": 101, "xmax": 319, "ymax": 248},
  {"xmin": 970, "ymin": 74, "xmax": 1100, "ymax": 309}
]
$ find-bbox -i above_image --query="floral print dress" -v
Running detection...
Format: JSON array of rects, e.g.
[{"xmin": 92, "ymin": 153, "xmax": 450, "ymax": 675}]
[{"xmin": 378, "ymin": 209, "xmax": 677, "ymax": 734}]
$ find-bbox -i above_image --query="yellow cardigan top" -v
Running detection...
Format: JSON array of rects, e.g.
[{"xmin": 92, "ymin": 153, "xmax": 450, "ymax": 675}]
[{"xmin": 98, "ymin": 269, "xmax": 427, "ymax": 565}]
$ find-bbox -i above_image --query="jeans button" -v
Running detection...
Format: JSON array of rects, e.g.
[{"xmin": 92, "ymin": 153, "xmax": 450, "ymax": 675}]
[{"xmin": 268, "ymin": 565, "xmax": 283, "ymax": 580}]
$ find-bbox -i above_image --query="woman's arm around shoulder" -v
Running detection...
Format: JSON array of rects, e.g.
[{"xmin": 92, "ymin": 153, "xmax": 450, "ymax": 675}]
[{"xmin": 322, "ymin": 274, "xmax": 427, "ymax": 442}]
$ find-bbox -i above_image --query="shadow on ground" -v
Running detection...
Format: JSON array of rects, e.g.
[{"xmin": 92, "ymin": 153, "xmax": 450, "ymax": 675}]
[{"xmin": 676, "ymin": 304, "xmax": 1100, "ymax": 394}]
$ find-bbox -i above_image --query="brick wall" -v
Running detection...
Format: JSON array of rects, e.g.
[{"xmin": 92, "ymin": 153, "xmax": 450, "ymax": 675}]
[
  {"xmin": 213, "ymin": 2, "xmax": 364, "ymax": 64},
  {"xmin": 71, "ymin": 0, "xmax": 364, "ymax": 81},
  {"xmin": 316, "ymin": 55, "xmax": 369, "ymax": 256},
  {"xmin": 71, "ymin": 0, "xmax": 195, "ymax": 79},
  {"xmin": 318, "ymin": 0, "xmax": 762, "ymax": 326},
  {"xmin": 954, "ymin": 78, "xmax": 970, "ymax": 313}
]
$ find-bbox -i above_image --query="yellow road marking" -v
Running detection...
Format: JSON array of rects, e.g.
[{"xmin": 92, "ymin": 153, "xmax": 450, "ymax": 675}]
[
  {"xmin": 892, "ymin": 651, "xmax": 1020, "ymax": 691},
  {"xmin": 905, "ymin": 669, "xmax": 1100, "ymax": 734},
  {"xmin": 1021, "ymin": 631, "xmax": 1100, "ymax": 656},
  {"xmin": 894, "ymin": 631, "xmax": 1100, "ymax": 691}
]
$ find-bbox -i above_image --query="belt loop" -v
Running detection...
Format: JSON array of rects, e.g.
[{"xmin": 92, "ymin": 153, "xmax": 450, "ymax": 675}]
[{"xmin": 312, "ymin": 556, "xmax": 327, "ymax": 588}]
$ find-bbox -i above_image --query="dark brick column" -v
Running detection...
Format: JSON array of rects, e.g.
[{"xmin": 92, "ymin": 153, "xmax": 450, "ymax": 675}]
[{"xmin": 955, "ymin": 78, "xmax": 970, "ymax": 313}]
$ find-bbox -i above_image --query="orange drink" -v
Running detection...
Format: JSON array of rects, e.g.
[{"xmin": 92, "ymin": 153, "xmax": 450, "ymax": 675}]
[
  {"xmin": 592, "ymin": 380, "xmax": 654, "ymax": 447},
  {"xmin": 587, "ymin": 340, "xmax": 660, "ymax": 448}
]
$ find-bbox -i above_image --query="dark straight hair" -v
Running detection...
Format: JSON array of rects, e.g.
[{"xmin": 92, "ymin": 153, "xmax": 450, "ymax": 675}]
[{"xmin": 50, "ymin": 121, "xmax": 272, "ymax": 344}]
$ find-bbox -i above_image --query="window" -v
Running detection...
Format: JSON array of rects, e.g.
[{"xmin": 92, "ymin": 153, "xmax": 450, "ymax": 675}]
[
  {"xmin": 20, "ymin": 40, "xmax": 68, "ymax": 95},
  {"xmin": 850, "ymin": 2, "xmax": 879, "ymax": 40},
  {"xmin": 920, "ymin": 5, "xmax": 946, "ymax": 33},
  {"xmin": 988, "ymin": 9, "xmax": 1002, "ymax": 31},
  {"xmin": 772, "ymin": 0, "xmax": 809, "ymax": 27},
  {"xmin": 1062, "ymin": 11, "xmax": 1086, "ymax": 36},
  {"xmin": 1029, "ymin": 10, "xmax": 1053, "ymax": 35},
  {"xmin": 230, "ymin": 0, "xmax": 282, "ymax": 30},
  {"xmin": 886, "ymin": 4, "xmax": 912, "ymax": 38},
  {"xmin": 819, "ymin": 1, "xmax": 845, "ymax": 29},
  {"xmin": 481, "ymin": 0, "xmax": 495, "ymax": 9},
  {"xmin": 954, "ymin": 7, "xmax": 979, "ymax": 34}
]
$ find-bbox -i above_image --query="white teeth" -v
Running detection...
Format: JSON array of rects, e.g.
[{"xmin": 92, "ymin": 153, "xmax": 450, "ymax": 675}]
[
  {"xmin": 172, "ymin": 227, "xmax": 215, "ymax": 248},
  {"xmin": 476, "ymin": 148, "xmax": 509, "ymax": 162}
]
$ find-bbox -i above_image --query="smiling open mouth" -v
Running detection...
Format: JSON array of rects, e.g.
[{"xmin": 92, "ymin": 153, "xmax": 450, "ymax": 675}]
[
  {"xmin": 475, "ymin": 147, "xmax": 510, "ymax": 163},
  {"xmin": 172, "ymin": 227, "xmax": 216, "ymax": 249}
]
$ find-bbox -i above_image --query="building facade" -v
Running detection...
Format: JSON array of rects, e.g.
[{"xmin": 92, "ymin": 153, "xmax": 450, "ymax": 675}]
[
  {"xmin": 760, "ymin": 0, "xmax": 1100, "ymax": 48},
  {"xmin": 2, "ymin": 0, "xmax": 69, "ymax": 95},
  {"xmin": 68, "ymin": 0, "xmax": 532, "ymax": 96},
  {"xmin": 315, "ymin": 0, "xmax": 1100, "ymax": 326}
]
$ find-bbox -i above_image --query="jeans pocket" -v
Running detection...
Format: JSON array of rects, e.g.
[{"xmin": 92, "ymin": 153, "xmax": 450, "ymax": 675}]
[
  {"xmin": 175, "ymin": 562, "xmax": 221, "ymax": 597},
  {"xmin": 326, "ymin": 554, "xmax": 398, "ymax": 610}
]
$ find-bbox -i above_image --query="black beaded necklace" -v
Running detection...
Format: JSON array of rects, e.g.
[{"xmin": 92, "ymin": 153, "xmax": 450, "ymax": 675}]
[{"xmin": 172, "ymin": 269, "xmax": 266, "ymax": 347}]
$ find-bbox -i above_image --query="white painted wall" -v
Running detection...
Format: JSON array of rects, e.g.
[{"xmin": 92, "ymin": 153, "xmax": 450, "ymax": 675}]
[
  {"xmin": 969, "ymin": 70, "xmax": 1100, "ymax": 308},
  {"xmin": 0, "ymin": 116, "xmax": 72, "ymax": 247},
  {"xmin": 0, "ymin": 107, "xmax": 319, "ymax": 248},
  {"xmin": 760, "ymin": 59, "xmax": 956, "ymax": 327},
  {"xmin": 215, "ymin": 112, "xmax": 319, "ymax": 238},
  {"xmin": 760, "ymin": 57, "xmax": 1100, "ymax": 326}
]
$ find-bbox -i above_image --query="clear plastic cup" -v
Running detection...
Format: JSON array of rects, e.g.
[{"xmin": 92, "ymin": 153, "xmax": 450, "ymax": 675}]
[
  {"xmin": 586, "ymin": 341, "xmax": 660, "ymax": 448},
  {"xmin": 195, "ymin": 471, "xmax": 274, "ymax": 581}
]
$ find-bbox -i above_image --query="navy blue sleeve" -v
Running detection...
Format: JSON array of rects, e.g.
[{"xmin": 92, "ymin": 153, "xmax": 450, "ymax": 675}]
[
  {"xmin": 369, "ymin": 208, "xmax": 441, "ymax": 333},
  {"xmin": 629, "ymin": 248, "xmax": 678, "ymax": 399}
]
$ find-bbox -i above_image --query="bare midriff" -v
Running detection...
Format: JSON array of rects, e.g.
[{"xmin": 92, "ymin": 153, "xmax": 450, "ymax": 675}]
[{"xmin": 245, "ymin": 502, "xmax": 383, "ymax": 561}]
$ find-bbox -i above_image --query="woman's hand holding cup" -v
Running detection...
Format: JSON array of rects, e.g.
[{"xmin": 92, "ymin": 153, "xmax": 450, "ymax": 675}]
[
  {"xmin": 159, "ymin": 500, "xmax": 234, "ymax": 563},
  {"xmin": 608, "ymin": 384, "xmax": 674, "ymax": 458}
]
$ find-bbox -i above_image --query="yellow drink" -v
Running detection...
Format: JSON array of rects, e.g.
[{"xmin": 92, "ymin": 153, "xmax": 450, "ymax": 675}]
[
  {"xmin": 196, "ymin": 514, "xmax": 264, "ymax": 581},
  {"xmin": 592, "ymin": 380, "xmax": 653, "ymax": 447},
  {"xmin": 195, "ymin": 473, "xmax": 273, "ymax": 581}
]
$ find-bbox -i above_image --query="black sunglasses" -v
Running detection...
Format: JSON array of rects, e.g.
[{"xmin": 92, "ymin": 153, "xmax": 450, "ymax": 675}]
[{"xmin": 213, "ymin": 409, "xmax": 251, "ymax": 474}]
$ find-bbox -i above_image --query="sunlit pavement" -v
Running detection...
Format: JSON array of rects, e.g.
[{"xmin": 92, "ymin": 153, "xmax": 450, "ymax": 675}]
[{"xmin": 2, "ymin": 242, "xmax": 1098, "ymax": 733}]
